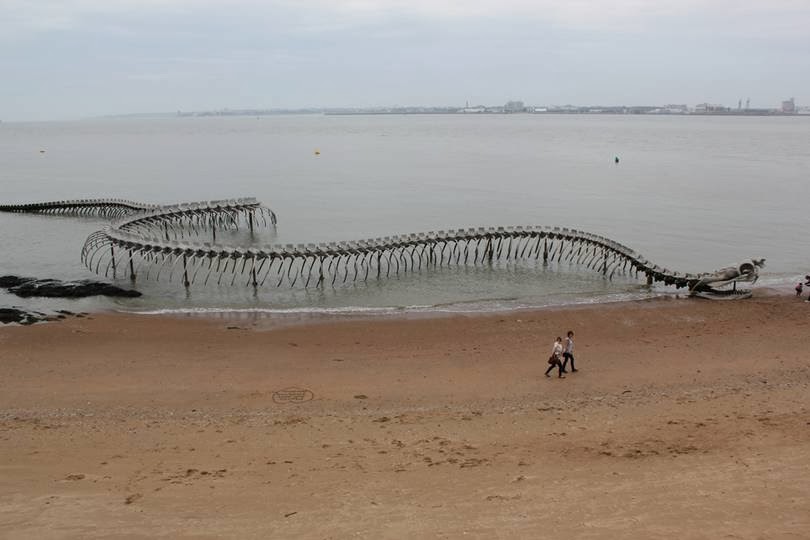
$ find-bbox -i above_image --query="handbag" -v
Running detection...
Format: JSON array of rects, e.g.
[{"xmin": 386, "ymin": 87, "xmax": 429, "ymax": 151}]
[{"xmin": 548, "ymin": 355, "xmax": 558, "ymax": 365}]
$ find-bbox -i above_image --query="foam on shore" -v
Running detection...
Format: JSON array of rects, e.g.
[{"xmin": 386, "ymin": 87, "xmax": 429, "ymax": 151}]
[{"xmin": 121, "ymin": 290, "xmax": 673, "ymax": 318}]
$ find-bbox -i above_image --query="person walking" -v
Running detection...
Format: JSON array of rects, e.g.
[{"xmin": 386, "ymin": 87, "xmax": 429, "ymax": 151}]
[
  {"xmin": 561, "ymin": 330, "xmax": 578, "ymax": 373},
  {"xmin": 545, "ymin": 337, "xmax": 565, "ymax": 378}
]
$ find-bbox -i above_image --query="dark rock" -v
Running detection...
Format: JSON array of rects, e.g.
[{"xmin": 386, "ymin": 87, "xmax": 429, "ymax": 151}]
[
  {"xmin": 0, "ymin": 308, "xmax": 46, "ymax": 325},
  {"xmin": 0, "ymin": 275, "xmax": 141, "ymax": 299},
  {"xmin": 0, "ymin": 276, "xmax": 29, "ymax": 288}
]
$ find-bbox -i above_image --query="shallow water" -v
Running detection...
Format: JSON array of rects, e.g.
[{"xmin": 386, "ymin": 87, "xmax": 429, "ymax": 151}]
[{"xmin": 1, "ymin": 114, "xmax": 808, "ymax": 315}]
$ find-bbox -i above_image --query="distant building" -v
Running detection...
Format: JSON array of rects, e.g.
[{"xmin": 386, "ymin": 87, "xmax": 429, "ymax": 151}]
[
  {"xmin": 504, "ymin": 100, "xmax": 525, "ymax": 113},
  {"xmin": 694, "ymin": 103, "xmax": 729, "ymax": 113},
  {"xmin": 782, "ymin": 98, "xmax": 796, "ymax": 113},
  {"xmin": 648, "ymin": 108, "xmax": 681, "ymax": 114}
]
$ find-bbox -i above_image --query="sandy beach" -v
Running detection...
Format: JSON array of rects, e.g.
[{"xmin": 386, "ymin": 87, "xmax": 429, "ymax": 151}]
[{"xmin": 1, "ymin": 291, "xmax": 809, "ymax": 539}]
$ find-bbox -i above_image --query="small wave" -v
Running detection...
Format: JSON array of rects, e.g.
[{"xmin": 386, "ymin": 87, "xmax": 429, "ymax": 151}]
[
  {"xmin": 120, "ymin": 289, "xmax": 667, "ymax": 318},
  {"xmin": 753, "ymin": 273, "xmax": 806, "ymax": 287},
  {"xmin": 125, "ymin": 305, "xmax": 421, "ymax": 316}
]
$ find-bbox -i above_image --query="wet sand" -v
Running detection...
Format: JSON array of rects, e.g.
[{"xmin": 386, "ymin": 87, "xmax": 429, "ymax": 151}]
[{"xmin": 1, "ymin": 292, "xmax": 809, "ymax": 539}]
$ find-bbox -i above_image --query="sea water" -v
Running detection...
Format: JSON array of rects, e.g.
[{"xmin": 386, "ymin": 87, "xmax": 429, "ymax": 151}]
[{"xmin": 1, "ymin": 114, "xmax": 808, "ymax": 318}]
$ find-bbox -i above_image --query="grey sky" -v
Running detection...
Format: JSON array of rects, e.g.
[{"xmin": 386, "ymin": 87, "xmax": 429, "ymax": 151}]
[{"xmin": 1, "ymin": 0, "xmax": 808, "ymax": 121}]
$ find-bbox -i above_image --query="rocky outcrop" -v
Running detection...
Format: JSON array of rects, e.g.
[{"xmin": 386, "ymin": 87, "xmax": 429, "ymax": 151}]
[
  {"xmin": 0, "ymin": 308, "xmax": 47, "ymax": 325},
  {"xmin": 0, "ymin": 307, "xmax": 89, "ymax": 325},
  {"xmin": 0, "ymin": 276, "xmax": 141, "ymax": 299}
]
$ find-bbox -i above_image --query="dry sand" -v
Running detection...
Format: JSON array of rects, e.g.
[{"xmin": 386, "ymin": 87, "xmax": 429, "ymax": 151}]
[{"xmin": 1, "ymin": 292, "xmax": 809, "ymax": 539}]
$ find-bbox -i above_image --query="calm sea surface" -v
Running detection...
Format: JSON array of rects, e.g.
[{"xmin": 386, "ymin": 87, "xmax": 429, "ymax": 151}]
[{"xmin": 1, "ymin": 114, "xmax": 808, "ymax": 317}]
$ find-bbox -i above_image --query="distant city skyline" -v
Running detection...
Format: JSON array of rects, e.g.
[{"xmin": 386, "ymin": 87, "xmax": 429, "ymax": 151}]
[
  {"xmin": 162, "ymin": 98, "xmax": 806, "ymax": 121},
  {"xmin": 4, "ymin": 96, "xmax": 807, "ymax": 123},
  {"xmin": 1, "ymin": 0, "xmax": 809, "ymax": 122}
]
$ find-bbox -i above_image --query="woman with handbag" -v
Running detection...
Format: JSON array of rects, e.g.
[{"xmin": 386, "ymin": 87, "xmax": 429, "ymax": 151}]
[{"xmin": 545, "ymin": 337, "xmax": 565, "ymax": 378}]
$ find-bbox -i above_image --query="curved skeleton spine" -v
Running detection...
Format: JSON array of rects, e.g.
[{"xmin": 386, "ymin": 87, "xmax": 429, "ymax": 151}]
[{"xmin": 2, "ymin": 198, "xmax": 762, "ymax": 297}]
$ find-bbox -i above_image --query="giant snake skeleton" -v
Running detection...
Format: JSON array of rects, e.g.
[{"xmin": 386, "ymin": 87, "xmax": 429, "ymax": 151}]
[{"xmin": 0, "ymin": 198, "xmax": 765, "ymax": 299}]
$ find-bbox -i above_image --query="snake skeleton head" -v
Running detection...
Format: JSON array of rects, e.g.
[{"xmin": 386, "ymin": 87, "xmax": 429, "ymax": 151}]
[{"xmin": 688, "ymin": 258, "xmax": 766, "ymax": 299}]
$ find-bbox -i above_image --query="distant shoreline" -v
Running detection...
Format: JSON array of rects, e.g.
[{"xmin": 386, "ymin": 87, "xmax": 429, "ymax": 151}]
[
  {"xmin": 4, "ymin": 111, "xmax": 806, "ymax": 123},
  {"xmin": 118, "ymin": 110, "xmax": 810, "ymax": 120},
  {"xmin": 322, "ymin": 110, "xmax": 807, "ymax": 117}
]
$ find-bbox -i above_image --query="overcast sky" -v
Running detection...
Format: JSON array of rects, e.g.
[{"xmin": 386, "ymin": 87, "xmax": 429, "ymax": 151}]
[{"xmin": 1, "ymin": 0, "xmax": 808, "ymax": 121}]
